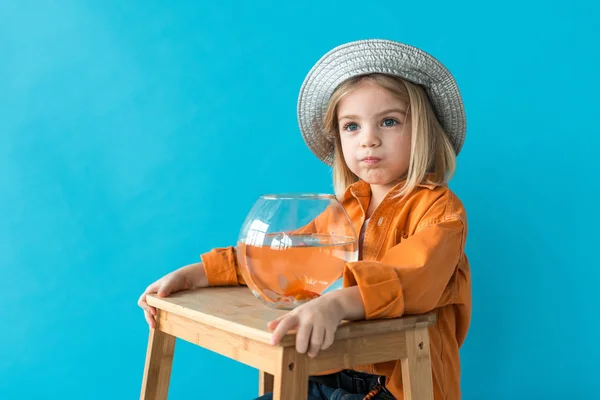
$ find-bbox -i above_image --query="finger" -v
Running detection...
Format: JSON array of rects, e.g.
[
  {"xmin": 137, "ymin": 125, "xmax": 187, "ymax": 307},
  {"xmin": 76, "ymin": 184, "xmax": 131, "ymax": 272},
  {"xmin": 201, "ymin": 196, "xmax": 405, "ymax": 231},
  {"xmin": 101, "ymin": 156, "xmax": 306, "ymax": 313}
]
[
  {"xmin": 267, "ymin": 314, "xmax": 287, "ymax": 331},
  {"xmin": 157, "ymin": 278, "xmax": 177, "ymax": 297},
  {"xmin": 144, "ymin": 310, "xmax": 156, "ymax": 329},
  {"xmin": 145, "ymin": 305, "xmax": 156, "ymax": 316},
  {"xmin": 322, "ymin": 326, "xmax": 336, "ymax": 351},
  {"xmin": 138, "ymin": 293, "xmax": 157, "ymax": 316},
  {"xmin": 139, "ymin": 281, "xmax": 161, "ymax": 307},
  {"xmin": 145, "ymin": 282, "xmax": 161, "ymax": 295},
  {"xmin": 271, "ymin": 315, "xmax": 298, "ymax": 345},
  {"xmin": 295, "ymin": 321, "xmax": 313, "ymax": 355},
  {"xmin": 139, "ymin": 301, "xmax": 156, "ymax": 317},
  {"xmin": 137, "ymin": 293, "xmax": 149, "ymax": 309},
  {"xmin": 307, "ymin": 326, "xmax": 325, "ymax": 358},
  {"xmin": 268, "ymin": 320, "xmax": 281, "ymax": 331}
]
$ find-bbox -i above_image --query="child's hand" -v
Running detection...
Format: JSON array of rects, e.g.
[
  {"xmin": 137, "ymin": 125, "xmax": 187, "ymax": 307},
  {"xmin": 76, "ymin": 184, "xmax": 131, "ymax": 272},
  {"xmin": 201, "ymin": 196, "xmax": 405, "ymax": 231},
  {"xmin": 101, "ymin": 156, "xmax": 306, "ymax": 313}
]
[
  {"xmin": 268, "ymin": 294, "xmax": 345, "ymax": 358},
  {"xmin": 137, "ymin": 262, "xmax": 208, "ymax": 329}
]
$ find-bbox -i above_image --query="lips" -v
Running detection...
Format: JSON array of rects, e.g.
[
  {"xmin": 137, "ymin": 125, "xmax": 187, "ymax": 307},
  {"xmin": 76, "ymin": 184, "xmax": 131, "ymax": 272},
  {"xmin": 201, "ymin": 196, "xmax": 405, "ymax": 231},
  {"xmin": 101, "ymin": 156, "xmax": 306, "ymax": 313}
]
[{"xmin": 361, "ymin": 156, "xmax": 381, "ymax": 164}]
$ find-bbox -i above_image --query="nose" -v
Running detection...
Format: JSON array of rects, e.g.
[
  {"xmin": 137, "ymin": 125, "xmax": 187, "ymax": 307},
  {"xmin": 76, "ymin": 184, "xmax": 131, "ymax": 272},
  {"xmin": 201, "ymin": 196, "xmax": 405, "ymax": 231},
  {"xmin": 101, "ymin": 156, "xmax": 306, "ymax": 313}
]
[{"xmin": 360, "ymin": 126, "xmax": 381, "ymax": 148}]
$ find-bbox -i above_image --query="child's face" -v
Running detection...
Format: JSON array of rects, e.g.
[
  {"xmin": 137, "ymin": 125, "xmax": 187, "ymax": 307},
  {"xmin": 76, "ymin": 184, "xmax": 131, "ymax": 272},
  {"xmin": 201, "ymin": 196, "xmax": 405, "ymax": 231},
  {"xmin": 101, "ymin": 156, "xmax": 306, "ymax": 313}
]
[{"xmin": 337, "ymin": 81, "xmax": 412, "ymax": 189}]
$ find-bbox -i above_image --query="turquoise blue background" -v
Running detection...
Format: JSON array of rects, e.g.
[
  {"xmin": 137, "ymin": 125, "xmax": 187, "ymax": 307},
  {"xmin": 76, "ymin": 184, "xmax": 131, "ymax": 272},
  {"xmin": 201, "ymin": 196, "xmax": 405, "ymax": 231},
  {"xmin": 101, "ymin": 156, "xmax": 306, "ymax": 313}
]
[{"xmin": 1, "ymin": 1, "xmax": 598, "ymax": 399}]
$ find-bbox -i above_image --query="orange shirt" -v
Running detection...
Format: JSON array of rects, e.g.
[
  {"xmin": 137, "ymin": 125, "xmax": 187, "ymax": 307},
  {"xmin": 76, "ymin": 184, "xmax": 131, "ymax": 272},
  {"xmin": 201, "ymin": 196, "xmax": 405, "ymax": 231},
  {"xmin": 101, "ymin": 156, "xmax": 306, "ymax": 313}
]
[{"xmin": 201, "ymin": 179, "xmax": 472, "ymax": 399}]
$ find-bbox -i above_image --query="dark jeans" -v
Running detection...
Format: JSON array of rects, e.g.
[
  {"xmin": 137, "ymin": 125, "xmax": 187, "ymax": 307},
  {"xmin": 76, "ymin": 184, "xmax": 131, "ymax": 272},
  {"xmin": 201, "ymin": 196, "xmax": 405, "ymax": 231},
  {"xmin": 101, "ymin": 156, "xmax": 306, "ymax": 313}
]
[{"xmin": 254, "ymin": 370, "xmax": 395, "ymax": 400}]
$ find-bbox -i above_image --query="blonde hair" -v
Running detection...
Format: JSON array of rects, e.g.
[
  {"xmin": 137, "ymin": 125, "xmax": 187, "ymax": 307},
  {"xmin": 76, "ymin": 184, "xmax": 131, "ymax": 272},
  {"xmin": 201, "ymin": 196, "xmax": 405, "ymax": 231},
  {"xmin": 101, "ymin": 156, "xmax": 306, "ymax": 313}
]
[{"xmin": 323, "ymin": 74, "xmax": 457, "ymax": 199}]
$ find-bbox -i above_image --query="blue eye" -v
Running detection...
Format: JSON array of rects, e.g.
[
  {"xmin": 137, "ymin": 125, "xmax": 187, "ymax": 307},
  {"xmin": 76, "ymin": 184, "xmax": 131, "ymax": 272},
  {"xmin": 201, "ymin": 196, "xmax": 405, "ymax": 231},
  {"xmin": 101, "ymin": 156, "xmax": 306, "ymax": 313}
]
[
  {"xmin": 343, "ymin": 123, "xmax": 359, "ymax": 132},
  {"xmin": 382, "ymin": 118, "xmax": 398, "ymax": 127}
]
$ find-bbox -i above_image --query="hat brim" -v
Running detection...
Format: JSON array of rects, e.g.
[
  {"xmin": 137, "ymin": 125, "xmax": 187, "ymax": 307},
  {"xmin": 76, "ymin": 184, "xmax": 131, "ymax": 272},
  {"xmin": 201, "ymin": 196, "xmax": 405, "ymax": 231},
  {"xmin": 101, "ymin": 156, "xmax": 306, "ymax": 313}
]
[{"xmin": 297, "ymin": 39, "xmax": 466, "ymax": 166}]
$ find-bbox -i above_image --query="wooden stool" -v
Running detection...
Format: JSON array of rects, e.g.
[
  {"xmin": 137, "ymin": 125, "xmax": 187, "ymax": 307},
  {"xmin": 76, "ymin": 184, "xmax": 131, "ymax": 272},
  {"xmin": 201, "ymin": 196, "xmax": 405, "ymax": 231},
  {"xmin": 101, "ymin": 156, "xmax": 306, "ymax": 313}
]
[{"xmin": 140, "ymin": 286, "xmax": 435, "ymax": 400}]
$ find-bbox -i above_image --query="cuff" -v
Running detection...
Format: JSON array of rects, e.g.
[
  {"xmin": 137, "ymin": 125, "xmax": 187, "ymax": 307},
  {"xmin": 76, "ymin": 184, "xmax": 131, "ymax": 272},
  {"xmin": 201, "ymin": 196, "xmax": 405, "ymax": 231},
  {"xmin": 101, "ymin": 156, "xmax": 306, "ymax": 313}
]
[
  {"xmin": 343, "ymin": 262, "xmax": 405, "ymax": 319},
  {"xmin": 200, "ymin": 247, "xmax": 240, "ymax": 286}
]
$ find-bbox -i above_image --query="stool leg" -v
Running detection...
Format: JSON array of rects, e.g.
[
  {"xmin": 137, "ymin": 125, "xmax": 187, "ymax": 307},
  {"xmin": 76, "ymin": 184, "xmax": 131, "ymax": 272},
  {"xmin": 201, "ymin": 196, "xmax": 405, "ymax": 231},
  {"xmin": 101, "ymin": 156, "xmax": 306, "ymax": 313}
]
[
  {"xmin": 259, "ymin": 371, "xmax": 274, "ymax": 395},
  {"xmin": 273, "ymin": 347, "xmax": 308, "ymax": 400},
  {"xmin": 140, "ymin": 318, "xmax": 176, "ymax": 400},
  {"xmin": 400, "ymin": 327, "xmax": 434, "ymax": 400}
]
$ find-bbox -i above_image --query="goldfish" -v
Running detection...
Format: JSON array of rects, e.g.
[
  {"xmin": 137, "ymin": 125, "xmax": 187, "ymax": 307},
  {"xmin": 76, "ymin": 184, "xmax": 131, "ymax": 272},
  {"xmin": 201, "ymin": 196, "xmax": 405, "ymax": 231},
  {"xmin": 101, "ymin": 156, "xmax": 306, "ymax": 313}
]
[{"xmin": 283, "ymin": 279, "xmax": 320, "ymax": 302}]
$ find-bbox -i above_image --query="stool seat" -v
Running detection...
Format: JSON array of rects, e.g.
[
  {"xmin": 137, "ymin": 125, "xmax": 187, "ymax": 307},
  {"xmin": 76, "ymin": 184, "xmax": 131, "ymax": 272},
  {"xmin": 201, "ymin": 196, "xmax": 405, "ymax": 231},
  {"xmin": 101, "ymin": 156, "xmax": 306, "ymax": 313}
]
[{"xmin": 140, "ymin": 286, "xmax": 435, "ymax": 400}]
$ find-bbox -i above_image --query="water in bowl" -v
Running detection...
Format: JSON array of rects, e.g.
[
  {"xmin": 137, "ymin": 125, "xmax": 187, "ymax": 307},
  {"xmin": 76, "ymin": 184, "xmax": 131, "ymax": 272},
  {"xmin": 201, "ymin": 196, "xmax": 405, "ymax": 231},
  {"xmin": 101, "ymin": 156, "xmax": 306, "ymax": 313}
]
[{"xmin": 237, "ymin": 233, "xmax": 358, "ymax": 309}]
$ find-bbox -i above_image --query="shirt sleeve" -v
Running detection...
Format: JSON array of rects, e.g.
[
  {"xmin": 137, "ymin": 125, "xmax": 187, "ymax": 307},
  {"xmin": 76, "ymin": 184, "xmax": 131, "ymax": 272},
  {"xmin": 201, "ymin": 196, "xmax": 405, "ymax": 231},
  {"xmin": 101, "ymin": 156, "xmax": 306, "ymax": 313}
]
[
  {"xmin": 343, "ymin": 217, "xmax": 467, "ymax": 319},
  {"xmin": 200, "ymin": 246, "xmax": 246, "ymax": 286}
]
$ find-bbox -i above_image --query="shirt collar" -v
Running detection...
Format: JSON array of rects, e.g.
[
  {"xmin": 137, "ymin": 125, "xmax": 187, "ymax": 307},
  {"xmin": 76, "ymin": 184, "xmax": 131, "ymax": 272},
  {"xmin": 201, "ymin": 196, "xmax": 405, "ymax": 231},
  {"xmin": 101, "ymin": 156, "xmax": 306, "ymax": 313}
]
[{"xmin": 345, "ymin": 175, "xmax": 439, "ymax": 199}]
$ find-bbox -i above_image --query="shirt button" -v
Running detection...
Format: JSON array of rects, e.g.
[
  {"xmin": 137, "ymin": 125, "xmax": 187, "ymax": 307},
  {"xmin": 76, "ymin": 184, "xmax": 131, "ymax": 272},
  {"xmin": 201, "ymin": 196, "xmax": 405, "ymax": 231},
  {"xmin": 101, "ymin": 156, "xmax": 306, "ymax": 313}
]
[{"xmin": 377, "ymin": 217, "xmax": 384, "ymax": 226}]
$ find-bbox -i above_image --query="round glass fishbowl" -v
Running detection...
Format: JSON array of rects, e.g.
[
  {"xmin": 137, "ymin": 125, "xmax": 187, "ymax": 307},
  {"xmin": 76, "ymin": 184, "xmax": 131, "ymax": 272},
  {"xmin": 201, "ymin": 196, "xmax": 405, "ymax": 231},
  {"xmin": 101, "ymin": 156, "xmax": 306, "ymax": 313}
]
[{"xmin": 236, "ymin": 194, "xmax": 358, "ymax": 310}]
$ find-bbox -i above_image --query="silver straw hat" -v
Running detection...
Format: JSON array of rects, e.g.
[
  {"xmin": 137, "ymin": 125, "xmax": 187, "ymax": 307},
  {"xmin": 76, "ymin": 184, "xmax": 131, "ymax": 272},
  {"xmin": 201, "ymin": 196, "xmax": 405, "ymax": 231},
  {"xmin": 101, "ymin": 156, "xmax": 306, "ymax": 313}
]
[{"xmin": 297, "ymin": 39, "xmax": 466, "ymax": 165}]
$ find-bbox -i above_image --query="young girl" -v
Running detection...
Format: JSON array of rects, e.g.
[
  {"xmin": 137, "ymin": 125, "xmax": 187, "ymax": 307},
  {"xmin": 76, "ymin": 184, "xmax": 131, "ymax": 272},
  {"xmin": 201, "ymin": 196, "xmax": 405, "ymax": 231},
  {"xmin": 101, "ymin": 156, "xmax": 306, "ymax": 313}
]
[{"xmin": 138, "ymin": 39, "xmax": 471, "ymax": 400}]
